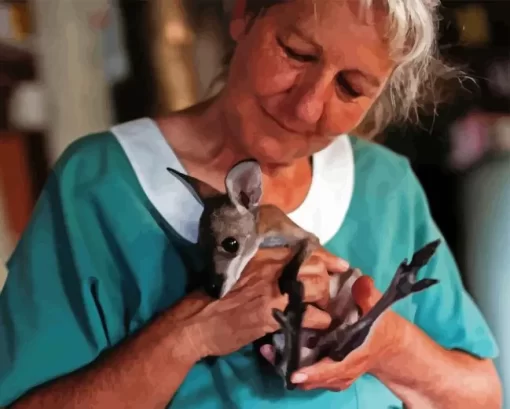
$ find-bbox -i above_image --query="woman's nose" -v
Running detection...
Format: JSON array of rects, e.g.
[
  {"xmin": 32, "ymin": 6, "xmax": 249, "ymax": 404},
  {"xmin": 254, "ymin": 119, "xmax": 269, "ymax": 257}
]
[{"xmin": 291, "ymin": 74, "xmax": 330, "ymax": 126}]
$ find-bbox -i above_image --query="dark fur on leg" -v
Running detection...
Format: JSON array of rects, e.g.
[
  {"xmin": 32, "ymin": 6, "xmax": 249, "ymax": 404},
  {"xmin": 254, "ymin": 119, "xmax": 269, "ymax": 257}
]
[
  {"xmin": 318, "ymin": 239, "xmax": 441, "ymax": 362},
  {"xmin": 272, "ymin": 240, "xmax": 310, "ymax": 390}
]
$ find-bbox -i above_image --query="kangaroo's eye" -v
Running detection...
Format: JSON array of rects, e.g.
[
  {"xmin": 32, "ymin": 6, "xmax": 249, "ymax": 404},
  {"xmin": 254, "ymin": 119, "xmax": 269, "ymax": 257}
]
[{"xmin": 221, "ymin": 237, "xmax": 239, "ymax": 254}]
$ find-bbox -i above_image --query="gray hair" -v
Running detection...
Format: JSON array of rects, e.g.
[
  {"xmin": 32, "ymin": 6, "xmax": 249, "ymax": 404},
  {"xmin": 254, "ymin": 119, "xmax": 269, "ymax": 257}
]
[
  {"xmin": 355, "ymin": 0, "xmax": 463, "ymax": 137},
  {"xmin": 218, "ymin": 0, "xmax": 464, "ymax": 137}
]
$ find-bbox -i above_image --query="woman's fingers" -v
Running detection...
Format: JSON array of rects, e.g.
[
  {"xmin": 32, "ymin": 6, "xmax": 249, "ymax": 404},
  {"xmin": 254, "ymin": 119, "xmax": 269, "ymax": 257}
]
[
  {"xmin": 302, "ymin": 304, "xmax": 332, "ymax": 329},
  {"xmin": 258, "ymin": 307, "xmax": 331, "ymax": 366},
  {"xmin": 312, "ymin": 247, "xmax": 350, "ymax": 274},
  {"xmin": 298, "ymin": 253, "xmax": 335, "ymax": 307},
  {"xmin": 258, "ymin": 305, "xmax": 332, "ymax": 365},
  {"xmin": 265, "ymin": 297, "xmax": 330, "ymax": 333},
  {"xmin": 298, "ymin": 271, "xmax": 330, "ymax": 308},
  {"xmin": 260, "ymin": 344, "xmax": 276, "ymax": 364}
]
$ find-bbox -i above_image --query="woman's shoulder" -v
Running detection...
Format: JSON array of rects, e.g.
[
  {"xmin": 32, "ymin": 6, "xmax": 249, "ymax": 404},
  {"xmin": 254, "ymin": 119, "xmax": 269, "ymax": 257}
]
[
  {"xmin": 344, "ymin": 135, "xmax": 429, "ymax": 212},
  {"xmin": 50, "ymin": 118, "xmax": 176, "ymax": 204},
  {"xmin": 48, "ymin": 119, "xmax": 203, "ymax": 244},
  {"xmin": 345, "ymin": 135, "xmax": 431, "ymax": 226},
  {"xmin": 51, "ymin": 128, "xmax": 133, "ymax": 189},
  {"xmin": 348, "ymin": 135, "xmax": 412, "ymax": 189},
  {"xmin": 333, "ymin": 135, "xmax": 433, "ymax": 258}
]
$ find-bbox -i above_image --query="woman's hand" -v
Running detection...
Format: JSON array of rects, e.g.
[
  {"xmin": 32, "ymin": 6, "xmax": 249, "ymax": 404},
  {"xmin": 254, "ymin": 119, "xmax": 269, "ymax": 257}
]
[
  {"xmin": 181, "ymin": 246, "xmax": 349, "ymax": 359},
  {"xmin": 259, "ymin": 275, "xmax": 407, "ymax": 391},
  {"xmin": 297, "ymin": 247, "xmax": 350, "ymax": 309}
]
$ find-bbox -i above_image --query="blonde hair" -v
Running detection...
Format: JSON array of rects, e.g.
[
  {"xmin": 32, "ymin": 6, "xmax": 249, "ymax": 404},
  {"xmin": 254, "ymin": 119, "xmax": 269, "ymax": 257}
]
[
  {"xmin": 354, "ymin": 0, "xmax": 464, "ymax": 137},
  {"xmin": 218, "ymin": 0, "xmax": 465, "ymax": 137}
]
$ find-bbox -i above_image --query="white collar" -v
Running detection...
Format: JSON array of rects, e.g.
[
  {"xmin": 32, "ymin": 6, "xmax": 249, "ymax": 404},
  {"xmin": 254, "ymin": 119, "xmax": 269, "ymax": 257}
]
[{"xmin": 112, "ymin": 118, "xmax": 354, "ymax": 245}]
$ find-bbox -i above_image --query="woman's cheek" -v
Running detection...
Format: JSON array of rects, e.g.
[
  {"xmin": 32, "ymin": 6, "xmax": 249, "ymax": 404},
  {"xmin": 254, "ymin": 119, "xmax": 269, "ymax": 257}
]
[
  {"xmin": 325, "ymin": 101, "xmax": 371, "ymax": 134},
  {"xmin": 249, "ymin": 52, "xmax": 299, "ymax": 96},
  {"xmin": 253, "ymin": 71, "xmax": 294, "ymax": 96}
]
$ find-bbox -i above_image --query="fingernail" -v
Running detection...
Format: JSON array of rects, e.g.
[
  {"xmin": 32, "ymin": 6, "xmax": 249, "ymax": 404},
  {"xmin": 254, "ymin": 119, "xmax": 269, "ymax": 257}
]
[
  {"xmin": 260, "ymin": 345, "xmax": 275, "ymax": 363},
  {"xmin": 292, "ymin": 373, "xmax": 308, "ymax": 383},
  {"xmin": 338, "ymin": 259, "xmax": 350, "ymax": 269}
]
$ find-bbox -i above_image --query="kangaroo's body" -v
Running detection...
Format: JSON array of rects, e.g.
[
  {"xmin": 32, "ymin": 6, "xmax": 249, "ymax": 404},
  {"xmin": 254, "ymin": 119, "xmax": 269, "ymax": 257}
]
[{"xmin": 167, "ymin": 160, "xmax": 440, "ymax": 390}]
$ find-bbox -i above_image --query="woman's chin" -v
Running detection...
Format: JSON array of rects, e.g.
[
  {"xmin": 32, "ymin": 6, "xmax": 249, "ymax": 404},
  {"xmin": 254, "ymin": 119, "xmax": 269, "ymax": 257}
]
[
  {"xmin": 253, "ymin": 151, "xmax": 297, "ymax": 172},
  {"xmin": 260, "ymin": 162, "xmax": 292, "ymax": 176},
  {"xmin": 249, "ymin": 139, "xmax": 307, "ymax": 168}
]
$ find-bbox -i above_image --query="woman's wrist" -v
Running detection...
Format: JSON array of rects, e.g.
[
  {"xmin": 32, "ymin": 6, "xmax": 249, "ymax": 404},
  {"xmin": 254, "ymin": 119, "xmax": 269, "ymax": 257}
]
[
  {"xmin": 365, "ymin": 313, "xmax": 496, "ymax": 409},
  {"xmin": 162, "ymin": 309, "xmax": 211, "ymax": 367},
  {"xmin": 165, "ymin": 322, "xmax": 205, "ymax": 366},
  {"xmin": 367, "ymin": 312, "xmax": 417, "ymax": 381}
]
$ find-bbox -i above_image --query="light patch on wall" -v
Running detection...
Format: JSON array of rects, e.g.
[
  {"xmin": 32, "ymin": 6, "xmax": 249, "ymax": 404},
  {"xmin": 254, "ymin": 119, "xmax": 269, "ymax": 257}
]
[
  {"xmin": 8, "ymin": 81, "xmax": 47, "ymax": 131},
  {"xmin": 0, "ymin": 178, "xmax": 14, "ymax": 273},
  {"xmin": 454, "ymin": 4, "xmax": 491, "ymax": 47},
  {"xmin": 0, "ymin": 261, "xmax": 6, "ymax": 293}
]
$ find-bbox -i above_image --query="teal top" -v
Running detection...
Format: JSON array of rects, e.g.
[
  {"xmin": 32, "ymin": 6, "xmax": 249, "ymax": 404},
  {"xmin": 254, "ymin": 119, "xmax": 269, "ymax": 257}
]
[{"xmin": 0, "ymin": 118, "xmax": 499, "ymax": 409}]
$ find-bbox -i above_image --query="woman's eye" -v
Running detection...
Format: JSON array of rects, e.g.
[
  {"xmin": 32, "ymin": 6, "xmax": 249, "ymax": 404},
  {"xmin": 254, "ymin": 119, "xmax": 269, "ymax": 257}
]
[
  {"xmin": 277, "ymin": 37, "xmax": 316, "ymax": 63},
  {"xmin": 336, "ymin": 73, "xmax": 363, "ymax": 98}
]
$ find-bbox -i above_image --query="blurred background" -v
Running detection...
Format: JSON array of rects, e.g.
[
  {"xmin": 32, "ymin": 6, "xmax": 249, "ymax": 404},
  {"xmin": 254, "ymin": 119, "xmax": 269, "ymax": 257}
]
[{"xmin": 0, "ymin": 0, "xmax": 509, "ymax": 405}]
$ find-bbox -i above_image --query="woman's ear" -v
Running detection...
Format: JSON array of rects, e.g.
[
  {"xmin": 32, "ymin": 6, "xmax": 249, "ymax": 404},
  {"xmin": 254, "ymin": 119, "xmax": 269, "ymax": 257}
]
[{"xmin": 229, "ymin": 0, "xmax": 248, "ymax": 41}]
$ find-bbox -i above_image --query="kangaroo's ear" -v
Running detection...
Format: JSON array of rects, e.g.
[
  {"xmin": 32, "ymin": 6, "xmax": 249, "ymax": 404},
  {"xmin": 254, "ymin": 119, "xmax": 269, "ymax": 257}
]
[
  {"xmin": 166, "ymin": 167, "xmax": 222, "ymax": 204},
  {"xmin": 225, "ymin": 159, "xmax": 262, "ymax": 214}
]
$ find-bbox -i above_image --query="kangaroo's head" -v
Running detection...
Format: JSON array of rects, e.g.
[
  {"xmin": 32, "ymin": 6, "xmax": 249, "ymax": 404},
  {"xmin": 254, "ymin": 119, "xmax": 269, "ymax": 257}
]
[{"xmin": 167, "ymin": 160, "xmax": 264, "ymax": 298}]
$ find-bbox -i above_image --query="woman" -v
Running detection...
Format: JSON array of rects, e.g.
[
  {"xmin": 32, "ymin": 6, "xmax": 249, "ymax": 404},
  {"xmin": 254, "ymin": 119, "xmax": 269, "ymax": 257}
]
[{"xmin": 0, "ymin": 0, "xmax": 502, "ymax": 408}]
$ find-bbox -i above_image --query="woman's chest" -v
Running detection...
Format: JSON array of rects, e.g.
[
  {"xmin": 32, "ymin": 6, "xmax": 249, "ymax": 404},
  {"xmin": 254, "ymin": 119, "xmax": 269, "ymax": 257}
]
[
  {"xmin": 170, "ymin": 346, "xmax": 403, "ymax": 409},
  {"xmin": 323, "ymin": 206, "xmax": 420, "ymax": 325}
]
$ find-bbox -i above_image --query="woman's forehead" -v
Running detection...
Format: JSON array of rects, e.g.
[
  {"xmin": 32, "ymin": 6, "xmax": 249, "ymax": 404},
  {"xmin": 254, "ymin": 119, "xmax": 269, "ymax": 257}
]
[
  {"xmin": 270, "ymin": 0, "xmax": 394, "ymax": 71},
  {"xmin": 273, "ymin": 0, "xmax": 385, "ymax": 31}
]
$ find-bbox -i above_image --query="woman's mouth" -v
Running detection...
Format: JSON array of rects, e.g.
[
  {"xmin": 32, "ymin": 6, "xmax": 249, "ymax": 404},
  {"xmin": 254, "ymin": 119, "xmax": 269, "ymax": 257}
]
[{"xmin": 258, "ymin": 104, "xmax": 301, "ymax": 135}]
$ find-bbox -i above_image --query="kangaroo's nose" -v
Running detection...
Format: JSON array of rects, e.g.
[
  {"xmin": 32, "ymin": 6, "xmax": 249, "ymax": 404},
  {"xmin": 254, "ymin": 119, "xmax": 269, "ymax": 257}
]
[{"xmin": 203, "ymin": 271, "xmax": 225, "ymax": 299}]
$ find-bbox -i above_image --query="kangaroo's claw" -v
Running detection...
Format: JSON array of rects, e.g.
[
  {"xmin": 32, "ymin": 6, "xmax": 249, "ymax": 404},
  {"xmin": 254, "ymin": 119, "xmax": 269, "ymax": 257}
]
[{"xmin": 273, "ymin": 241, "xmax": 310, "ymax": 390}]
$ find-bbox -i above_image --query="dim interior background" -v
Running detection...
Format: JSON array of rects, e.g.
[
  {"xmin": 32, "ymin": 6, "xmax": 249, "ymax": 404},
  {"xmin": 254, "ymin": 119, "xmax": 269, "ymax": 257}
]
[{"xmin": 0, "ymin": 0, "xmax": 509, "ymax": 406}]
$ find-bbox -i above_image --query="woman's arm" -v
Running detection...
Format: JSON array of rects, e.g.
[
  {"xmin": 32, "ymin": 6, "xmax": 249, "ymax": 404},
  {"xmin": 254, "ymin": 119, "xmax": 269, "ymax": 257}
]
[
  {"xmin": 8, "ymin": 248, "xmax": 335, "ymax": 409},
  {"xmin": 375, "ymin": 166, "xmax": 502, "ymax": 408},
  {"xmin": 9, "ymin": 302, "xmax": 202, "ymax": 409},
  {"xmin": 371, "ymin": 314, "xmax": 503, "ymax": 409}
]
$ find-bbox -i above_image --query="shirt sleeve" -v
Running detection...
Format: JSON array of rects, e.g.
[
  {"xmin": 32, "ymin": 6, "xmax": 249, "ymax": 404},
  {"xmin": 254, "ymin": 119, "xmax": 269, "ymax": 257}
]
[
  {"xmin": 405, "ymin": 167, "xmax": 499, "ymax": 360},
  {"xmin": 0, "ymin": 146, "xmax": 112, "ymax": 406}
]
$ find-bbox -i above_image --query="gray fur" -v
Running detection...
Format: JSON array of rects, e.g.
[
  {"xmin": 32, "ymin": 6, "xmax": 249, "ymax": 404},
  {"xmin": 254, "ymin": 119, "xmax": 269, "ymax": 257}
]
[
  {"xmin": 166, "ymin": 160, "xmax": 441, "ymax": 389},
  {"xmin": 167, "ymin": 160, "xmax": 361, "ymax": 368}
]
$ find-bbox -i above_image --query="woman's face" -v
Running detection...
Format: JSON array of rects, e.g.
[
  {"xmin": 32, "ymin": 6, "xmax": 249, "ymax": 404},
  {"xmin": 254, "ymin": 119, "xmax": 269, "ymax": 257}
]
[{"xmin": 221, "ymin": 0, "xmax": 395, "ymax": 167}]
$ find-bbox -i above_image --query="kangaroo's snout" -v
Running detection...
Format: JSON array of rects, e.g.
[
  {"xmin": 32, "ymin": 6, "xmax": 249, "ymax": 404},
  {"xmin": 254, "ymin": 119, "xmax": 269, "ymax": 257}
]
[{"xmin": 202, "ymin": 270, "xmax": 226, "ymax": 299}]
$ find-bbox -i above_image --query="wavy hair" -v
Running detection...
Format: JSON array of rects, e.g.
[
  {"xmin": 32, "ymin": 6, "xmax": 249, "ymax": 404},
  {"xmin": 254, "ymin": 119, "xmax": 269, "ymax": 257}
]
[{"xmin": 215, "ymin": 0, "xmax": 465, "ymax": 137}]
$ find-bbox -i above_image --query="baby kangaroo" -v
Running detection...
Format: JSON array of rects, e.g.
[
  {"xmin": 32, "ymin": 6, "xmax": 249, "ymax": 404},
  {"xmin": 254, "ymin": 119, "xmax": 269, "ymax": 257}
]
[{"xmin": 166, "ymin": 159, "xmax": 440, "ymax": 390}]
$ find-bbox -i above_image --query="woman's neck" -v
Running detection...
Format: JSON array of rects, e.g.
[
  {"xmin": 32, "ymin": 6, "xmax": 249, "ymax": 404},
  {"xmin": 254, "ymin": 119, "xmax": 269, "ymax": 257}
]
[
  {"xmin": 260, "ymin": 159, "xmax": 313, "ymax": 212},
  {"xmin": 155, "ymin": 96, "xmax": 313, "ymax": 213}
]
